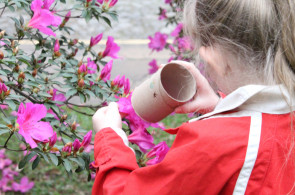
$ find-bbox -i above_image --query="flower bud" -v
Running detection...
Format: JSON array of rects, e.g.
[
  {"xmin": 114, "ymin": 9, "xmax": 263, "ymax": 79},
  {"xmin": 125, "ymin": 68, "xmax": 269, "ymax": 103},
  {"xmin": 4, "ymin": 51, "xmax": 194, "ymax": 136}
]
[
  {"xmin": 49, "ymin": 89, "xmax": 54, "ymax": 96},
  {"xmin": 10, "ymin": 40, "xmax": 15, "ymax": 48},
  {"xmin": 49, "ymin": 132, "xmax": 57, "ymax": 147},
  {"xmin": 78, "ymin": 60, "xmax": 83, "ymax": 67},
  {"xmin": 32, "ymin": 87, "xmax": 40, "ymax": 93},
  {"xmin": 0, "ymin": 30, "xmax": 5, "ymax": 39},
  {"xmin": 18, "ymin": 72, "xmax": 25, "ymax": 84},
  {"xmin": 78, "ymin": 79, "xmax": 84, "ymax": 88},
  {"xmin": 5, "ymin": 90, "xmax": 10, "ymax": 96},
  {"xmin": 13, "ymin": 64, "xmax": 19, "ymax": 72},
  {"xmin": 62, "ymin": 142, "xmax": 72, "ymax": 155},
  {"xmin": 0, "ymin": 50, "xmax": 4, "ymax": 60},
  {"xmin": 13, "ymin": 47, "xmax": 19, "ymax": 55},
  {"xmin": 81, "ymin": 130, "xmax": 92, "ymax": 148},
  {"xmin": 32, "ymin": 69, "xmax": 37, "ymax": 77},
  {"xmin": 71, "ymin": 121, "xmax": 77, "ymax": 131},
  {"xmin": 73, "ymin": 139, "xmax": 81, "ymax": 152},
  {"xmin": 45, "ymin": 77, "xmax": 49, "ymax": 83},
  {"xmin": 61, "ymin": 114, "xmax": 68, "ymax": 121}
]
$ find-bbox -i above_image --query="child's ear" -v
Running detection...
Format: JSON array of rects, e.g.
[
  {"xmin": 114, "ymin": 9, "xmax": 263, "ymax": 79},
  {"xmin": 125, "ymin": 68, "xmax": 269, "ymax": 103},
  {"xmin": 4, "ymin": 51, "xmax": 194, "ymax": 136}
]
[{"xmin": 199, "ymin": 46, "xmax": 230, "ymax": 76}]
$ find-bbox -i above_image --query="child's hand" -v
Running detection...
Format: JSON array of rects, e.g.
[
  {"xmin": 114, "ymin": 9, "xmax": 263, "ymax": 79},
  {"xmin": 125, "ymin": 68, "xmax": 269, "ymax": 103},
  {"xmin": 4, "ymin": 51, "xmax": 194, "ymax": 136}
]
[
  {"xmin": 170, "ymin": 60, "xmax": 220, "ymax": 114},
  {"xmin": 92, "ymin": 102, "xmax": 122, "ymax": 133}
]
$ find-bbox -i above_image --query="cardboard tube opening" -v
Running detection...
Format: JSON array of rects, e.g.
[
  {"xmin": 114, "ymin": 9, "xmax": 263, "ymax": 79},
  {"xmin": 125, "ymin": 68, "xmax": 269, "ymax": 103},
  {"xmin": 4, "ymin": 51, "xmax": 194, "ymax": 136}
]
[{"xmin": 161, "ymin": 63, "xmax": 196, "ymax": 102}]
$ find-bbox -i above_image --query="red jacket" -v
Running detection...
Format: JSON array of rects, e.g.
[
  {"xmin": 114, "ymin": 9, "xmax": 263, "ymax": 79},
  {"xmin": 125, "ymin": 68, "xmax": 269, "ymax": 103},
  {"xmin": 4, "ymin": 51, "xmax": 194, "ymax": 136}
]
[{"xmin": 92, "ymin": 85, "xmax": 295, "ymax": 195}]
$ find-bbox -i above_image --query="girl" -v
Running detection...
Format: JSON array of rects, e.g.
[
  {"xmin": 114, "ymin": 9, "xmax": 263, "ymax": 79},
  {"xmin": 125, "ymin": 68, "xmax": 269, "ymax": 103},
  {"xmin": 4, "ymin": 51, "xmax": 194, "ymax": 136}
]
[{"xmin": 92, "ymin": 0, "xmax": 295, "ymax": 194}]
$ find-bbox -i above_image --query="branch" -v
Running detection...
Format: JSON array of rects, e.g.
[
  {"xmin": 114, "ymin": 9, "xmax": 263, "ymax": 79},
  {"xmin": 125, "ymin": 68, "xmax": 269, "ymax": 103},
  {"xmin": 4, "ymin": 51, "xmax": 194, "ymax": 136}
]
[
  {"xmin": 67, "ymin": 102, "xmax": 102, "ymax": 109},
  {"xmin": 9, "ymin": 85, "xmax": 41, "ymax": 103},
  {"xmin": 66, "ymin": 105, "xmax": 94, "ymax": 116},
  {"xmin": 0, "ymin": 106, "xmax": 8, "ymax": 118},
  {"xmin": 0, "ymin": 146, "xmax": 27, "ymax": 152}
]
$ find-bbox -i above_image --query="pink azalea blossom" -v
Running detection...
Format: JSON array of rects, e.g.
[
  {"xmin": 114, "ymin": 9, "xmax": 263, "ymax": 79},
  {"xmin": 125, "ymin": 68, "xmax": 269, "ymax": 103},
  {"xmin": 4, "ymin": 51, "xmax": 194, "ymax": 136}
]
[
  {"xmin": 123, "ymin": 78, "xmax": 130, "ymax": 95},
  {"xmin": 111, "ymin": 75, "xmax": 121, "ymax": 87},
  {"xmin": 47, "ymin": 88, "xmax": 66, "ymax": 106},
  {"xmin": 73, "ymin": 138, "xmax": 81, "ymax": 152},
  {"xmin": 28, "ymin": 0, "xmax": 62, "ymax": 37},
  {"xmin": 171, "ymin": 23, "xmax": 183, "ymax": 37},
  {"xmin": 128, "ymin": 128, "xmax": 155, "ymax": 153},
  {"xmin": 11, "ymin": 177, "xmax": 34, "ymax": 193},
  {"xmin": 79, "ymin": 64, "xmax": 88, "ymax": 74},
  {"xmin": 159, "ymin": 9, "xmax": 167, "ymax": 20},
  {"xmin": 0, "ymin": 82, "xmax": 8, "ymax": 94},
  {"xmin": 62, "ymin": 143, "xmax": 72, "ymax": 153},
  {"xmin": 0, "ymin": 104, "xmax": 8, "ymax": 110},
  {"xmin": 90, "ymin": 33, "xmax": 103, "ymax": 47},
  {"xmin": 54, "ymin": 39, "xmax": 60, "ymax": 52},
  {"xmin": 148, "ymin": 59, "xmax": 159, "ymax": 74},
  {"xmin": 64, "ymin": 11, "xmax": 71, "ymax": 22},
  {"xmin": 84, "ymin": 144, "xmax": 94, "ymax": 153},
  {"xmin": 102, "ymin": 36, "xmax": 120, "ymax": 59},
  {"xmin": 81, "ymin": 130, "xmax": 92, "ymax": 147},
  {"xmin": 17, "ymin": 102, "xmax": 54, "ymax": 148},
  {"xmin": 118, "ymin": 75, "xmax": 125, "ymax": 88},
  {"xmin": 148, "ymin": 32, "xmax": 168, "ymax": 52},
  {"xmin": 146, "ymin": 141, "xmax": 169, "ymax": 165},
  {"xmin": 99, "ymin": 60, "xmax": 112, "ymax": 81},
  {"xmin": 165, "ymin": 0, "xmax": 172, "ymax": 4},
  {"xmin": 87, "ymin": 58, "xmax": 97, "ymax": 74},
  {"xmin": 97, "ymin": 0, "xmax": 118, "ymax": 8},
  {"xmin": 49, "ymin": 131, "xmax": 57, "ymax": 147}
]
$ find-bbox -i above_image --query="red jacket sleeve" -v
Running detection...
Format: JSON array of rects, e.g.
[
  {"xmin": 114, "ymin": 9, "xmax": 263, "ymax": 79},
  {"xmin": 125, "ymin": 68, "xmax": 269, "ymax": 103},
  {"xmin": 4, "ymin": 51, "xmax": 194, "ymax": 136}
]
[{"xmin": 92, "ymin": 117, "xmax": 250, "ymax": 195}]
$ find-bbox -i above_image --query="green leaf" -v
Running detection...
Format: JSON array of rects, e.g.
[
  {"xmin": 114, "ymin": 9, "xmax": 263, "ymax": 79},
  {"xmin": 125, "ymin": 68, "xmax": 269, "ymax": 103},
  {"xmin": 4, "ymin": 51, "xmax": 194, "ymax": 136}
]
[
  {"xmin": 5, "ymin": 99, "xmax": 16, "ymax": 110},
  {"xmin": 66, "ymin": 89, "xmax": 77, "ymax": 98},
  {"xmin": 38, "ymin": 152, "xmax": 49, "ymax": 163},
  {"xmin": 51, "ymin": 104, "xmax": 60, "ymax": 115},
  {"xmin": 84, "ymin": 89, "xmax": 95, "ymax": 98},
  {"xmin": 79, "ymin": 92, "xmax": 86, "ymax": 103},
  {"xmin": 0, "ymin": 70, "xmax": 7, "ymax": 76},
  {"xmin": 19, "ymin": 151, "xmax": 37, "ymax": 169},
  {"xmin": 32, "ymin": 155, "xmax": 40, "ymax": 169},
  {"xmin": 48, "ymin": 153, "xmax": 58, "ymax": 166},
  {"xmin": 0, "ymin": 129, "xmax": 10, "ymax": 135},
  {"xmin": 101, "ymin": 16, "xmax": 112, "ymax": 27},
  {"xmin": 0, "ymin": 124, "xmax": 8, "ymax": 128},
  {"xmin": 63, "ymin": 159, "xmax": 72, "ymax": 172},
  {"xmin": 38, "ymin": 92, "xmax": 52, "ymax": 98},
  {"xmin": 69, "ymin": 157, "xmax": 85, "ymax": 167}
]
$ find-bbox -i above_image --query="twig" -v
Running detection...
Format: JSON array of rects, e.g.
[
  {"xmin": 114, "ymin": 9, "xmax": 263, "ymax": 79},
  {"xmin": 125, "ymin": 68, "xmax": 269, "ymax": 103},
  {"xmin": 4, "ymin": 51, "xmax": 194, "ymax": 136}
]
[
  {"xmin": 0, "ymin": 106, "xmax": 8, "ymax": 118},
  {"xmin": 0, "ymin": 5, "xmax": 6, "ymax": 17},
  {"xmin": 9, "ymin": 85, "xmax": 40, "ymax": 103},
  {"xmin": 3, "ymin": 132, "xmax": 14, "ymax": 148},
  {"xmin": 66, "ymin": 105, "xmax": 94, "ymax": 116},
  {"xmin": 0, "ymin": 146, "xmax": 27, "ymax": 152},
  {"xmin": 67, "ymin": 102, "xmax": 102, "ymax": 109}
]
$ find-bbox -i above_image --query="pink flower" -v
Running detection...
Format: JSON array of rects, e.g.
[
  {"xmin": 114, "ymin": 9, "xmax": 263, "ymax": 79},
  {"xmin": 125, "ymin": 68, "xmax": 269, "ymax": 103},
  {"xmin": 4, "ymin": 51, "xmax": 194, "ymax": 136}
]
[
  {"xmin": 97, "ymin": 0, "xmax": 118, "ymax": 8},
  {"xmin": 102, "ymin": 36, "xmax": 120, "ymax": 59},
  {"xmin": 118, "ymin": 75, "xmax": 125, "ymax": 88},
  {"xmin": 159, "ymin": 9, "xmax": 167, "ymax": 20},
  {"xmin": 12, "ymin": 177, "xmax": 34, "ymax": 193},
  {"xmin": 128, "ymin": 128, "xmax": 155, "ymax": 153},
  {"xmin": 165, "ymin": 0, "xmax": 172, "ymax": 4},
  {"xmin": 171, "ymin": 23, "xmax": 183, "ymax": 37},
  {"xmin": 148, "ymin": 32, "xmax": 168, "ymax": 52},
  {"xmin": 175, "ymin": 36, "xmax": 193, "ymax": 51},
  {"xmin": 49, "ymin": 131, "xmax": 57, "ymax": 147},
  {"xmin": 87, "ymin": 58, "xmax": 97, "ymax": 74},
  {"xmin": 73, "ymin": 138, "xmax": 81, "ymax": 152},
  {"xmin": 47, "ymin": 88, "xmax": 66, "ymax": 106},
  {"xmin": 146, "ymin": 141, "xmax": 169, "ymax": 165},
  {"xmin": 79, "ymin": 64, "xmax": 88, "ymax": 74},
  {"xmin": 17, "ymin": 102, "xmax": 54, "ymax": 148},
  {"xmin": 0, "ymin": 104, "xmax": 8, "ymax": 110},
  {"xmin": 148, "ymin": 59, "xmax": 159, "ymax": 74},
  {"xmin": 64, "ymin": 11, "xmax": 71, "ymax": 22},
  {"xmin": 28, "ymin": 0, "xmax": 62, "ymax": 37},
  {"xmin": 123, "ymin": 78, "xmax": 130, "ymax": 95},
  {"xmin": 111, "ymin": 75, "xmax": 121, "ymax": 87},
  {"xmin": 81, "ymin": 130, "xmax": 92, "ymax": 147},
  {"xmin": 90, "ymin": 33, "xmax": 103, "ymax": 48},
  {"xmin": 99, "ymin": 60, "xmax": 112, "ymax": 81},
  {"xmin": 62, "ymin": 143, "xmax": 72, "ymax": 153},
  {"xmin": 54, "ymin": 39, "xmax": 60, "ymax": 52},
  {"xmin": 0, "ymin": 82, "xmax": 8, "ymax": 94}
]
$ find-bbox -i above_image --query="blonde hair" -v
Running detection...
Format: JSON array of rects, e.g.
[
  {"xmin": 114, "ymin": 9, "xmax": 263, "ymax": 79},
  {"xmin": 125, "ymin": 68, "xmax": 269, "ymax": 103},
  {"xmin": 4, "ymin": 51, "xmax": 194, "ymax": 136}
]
[{"xmin": 183, "ymin": 0, "xmax": 295, "ymax": 193}]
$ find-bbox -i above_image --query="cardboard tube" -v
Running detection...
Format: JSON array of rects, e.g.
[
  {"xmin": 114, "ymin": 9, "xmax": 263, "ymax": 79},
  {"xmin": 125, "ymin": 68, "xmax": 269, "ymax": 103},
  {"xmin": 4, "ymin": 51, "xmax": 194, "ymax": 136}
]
[{"xmin": 131, "ymin": 62, "xmax": 196, "ymax": 123}]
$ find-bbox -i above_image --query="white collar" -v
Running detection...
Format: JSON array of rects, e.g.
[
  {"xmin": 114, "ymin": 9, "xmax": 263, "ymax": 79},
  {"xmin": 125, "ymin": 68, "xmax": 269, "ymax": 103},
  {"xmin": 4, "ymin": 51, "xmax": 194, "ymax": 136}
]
[{"xmin": 190, "ymin": 85, "xmax": 295, "ymax": 122}]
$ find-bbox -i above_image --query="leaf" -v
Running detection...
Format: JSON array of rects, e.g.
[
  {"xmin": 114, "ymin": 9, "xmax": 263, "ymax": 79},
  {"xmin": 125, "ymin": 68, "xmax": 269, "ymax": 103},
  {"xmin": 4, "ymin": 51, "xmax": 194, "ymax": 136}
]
[
  {"xmin": 18, "ymin": 151, "xmax": 37, "ymax": 169},
  {"xmin": 79, "ymin": 92, "xmax": 86, "ymax": 103},
  {"xmin": 32, "ymin": 155, "xmax": 40, "ymax": 169},
  {"xmin": 48, "ymin": 153, "xmax": 58, "ymax": 166},
  {"xmin": 101, "ymin": 16, "xmax": 112, "ymax": 27},
  {"xmin": 5, "ymin": 99, "xmax": 16, "ymax": 110},
  {"xmin": 38, "ymin": 92, "xmax": 52, "ymax": 98},
  {"xmin": 0, "ymin": 70, "xmax": 7, "ymax": 76},
  {"xmin": 0, "ymin": 129, "xmax": 10, "ymax": 135},
  {"xmin": 63, "ymin": 159, "xmax": 72, "ymax": 172},
  {"xmin": 69, "ymin": 157, "xmax": 85, "ymax": 167},
  {"xmin": 0, "ymin": 124, "xmax": 8, "ymax": 128},
  {"xmin": 38, "ymin": 152, "xmax": 49, "ymax": 163},
  {"xmin": 84, "ymin": 89, "xmax": 95, "ymax": 98},
  {"xmin": 75, "ymin": 166, "xmax": 85, "ymax": 173},
  {"xmin": 66, "ymin": 89, "xmax": 78, "ymax": 98}
]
